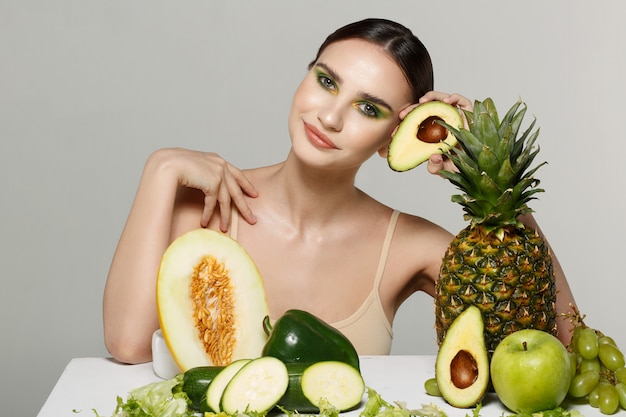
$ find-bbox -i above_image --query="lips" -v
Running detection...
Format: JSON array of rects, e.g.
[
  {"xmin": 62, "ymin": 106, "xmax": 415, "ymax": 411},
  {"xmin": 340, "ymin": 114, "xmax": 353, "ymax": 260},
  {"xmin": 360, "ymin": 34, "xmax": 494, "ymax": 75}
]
[{"xmin": 303, "ymin": 121, "xmax": 338, "ymax": 149}]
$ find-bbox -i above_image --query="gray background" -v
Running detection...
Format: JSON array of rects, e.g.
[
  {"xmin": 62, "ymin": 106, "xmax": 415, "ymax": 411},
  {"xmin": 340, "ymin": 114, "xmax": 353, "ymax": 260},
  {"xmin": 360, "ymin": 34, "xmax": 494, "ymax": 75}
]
[{"xmin": 2, "ymin": 1, "xmax": 625, "ymax": 415}]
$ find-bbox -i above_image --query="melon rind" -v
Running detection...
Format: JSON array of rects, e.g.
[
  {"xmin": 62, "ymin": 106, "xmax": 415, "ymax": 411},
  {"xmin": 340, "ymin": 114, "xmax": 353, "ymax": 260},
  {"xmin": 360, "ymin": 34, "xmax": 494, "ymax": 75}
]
[{"xmin": 156, "ymin": 228, "xmax": 270, "ymax": 372}]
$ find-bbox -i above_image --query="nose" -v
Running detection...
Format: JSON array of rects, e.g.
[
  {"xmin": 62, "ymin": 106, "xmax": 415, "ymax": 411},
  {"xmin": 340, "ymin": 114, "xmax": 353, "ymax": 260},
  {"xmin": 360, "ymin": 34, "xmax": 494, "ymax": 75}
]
[{"xmin": 317, "ymin": 100, "xmax": 344, "ymax": 132}]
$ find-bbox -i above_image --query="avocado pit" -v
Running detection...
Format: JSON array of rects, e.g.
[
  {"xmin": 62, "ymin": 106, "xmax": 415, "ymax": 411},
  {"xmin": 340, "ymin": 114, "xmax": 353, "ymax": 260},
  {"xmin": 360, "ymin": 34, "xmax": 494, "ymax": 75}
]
[
  {"xmin": 450, "ymin": 350, "xmax": 479, "ymax": 389},
  {"xmin": 417, "ymin": 116, "xmax": 447, "ymax": 143}
]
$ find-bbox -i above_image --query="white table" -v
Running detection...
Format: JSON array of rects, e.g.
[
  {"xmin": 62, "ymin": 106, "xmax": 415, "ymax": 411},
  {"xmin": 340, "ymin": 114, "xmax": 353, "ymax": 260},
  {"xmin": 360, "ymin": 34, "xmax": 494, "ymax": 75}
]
[{"xmin": 37, "ymin": 355, "xmax": 594, "ymax": 417}]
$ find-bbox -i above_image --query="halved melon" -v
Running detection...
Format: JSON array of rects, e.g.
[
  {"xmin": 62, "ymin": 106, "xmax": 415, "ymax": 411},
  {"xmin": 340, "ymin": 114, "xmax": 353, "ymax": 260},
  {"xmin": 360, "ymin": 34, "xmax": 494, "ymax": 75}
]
[{"xmin": 156, "ymin": 228, "xmax": 270, "ymax": 372}]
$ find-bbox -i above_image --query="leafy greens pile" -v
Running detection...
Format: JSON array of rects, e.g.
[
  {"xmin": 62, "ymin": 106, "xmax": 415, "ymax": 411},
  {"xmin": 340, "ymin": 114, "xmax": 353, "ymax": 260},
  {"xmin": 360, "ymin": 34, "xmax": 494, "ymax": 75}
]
[
  {"xmin": 95, "ymin": 374, "xmax": 194, "ymax": 417},
  {"xmin": 95, "ymin": 379, "xmax": 585, "ymax": 417}
]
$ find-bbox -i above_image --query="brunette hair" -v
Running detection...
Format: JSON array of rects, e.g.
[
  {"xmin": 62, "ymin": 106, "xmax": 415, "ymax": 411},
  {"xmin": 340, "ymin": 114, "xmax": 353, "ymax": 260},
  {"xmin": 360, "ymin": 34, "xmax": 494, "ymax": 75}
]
[{"xmin": 309, "ymin": 18, "xmax": 434, "ymax": 103}]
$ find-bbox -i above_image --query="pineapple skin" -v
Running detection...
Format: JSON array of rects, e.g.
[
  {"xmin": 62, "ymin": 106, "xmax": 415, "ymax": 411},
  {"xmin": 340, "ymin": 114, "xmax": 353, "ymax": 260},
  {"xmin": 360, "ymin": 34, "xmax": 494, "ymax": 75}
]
[{"xmin": 435, "ymin": 224, "xmax": 558, "ymax": 355}]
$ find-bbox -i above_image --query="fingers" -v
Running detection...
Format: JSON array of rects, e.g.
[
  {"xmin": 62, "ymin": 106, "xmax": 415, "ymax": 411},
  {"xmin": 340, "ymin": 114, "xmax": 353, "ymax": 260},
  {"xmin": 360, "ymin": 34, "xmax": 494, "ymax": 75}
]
[
  {"xmin": 419, "ymin": 91, "xmax": 473, "ymax": 111},
  {"xmin": 201, "ymin": 194, "xmax": 219, "ymax": 229},
  {"xmin": 225, "ymin": 164, "xmax": 258, "ymax": 226},
  {"xmin": 228, "ymin": 193, "xmax": 257, "ymax": 227},
  {"xmin": 427, "ymin": 154, "xmax": 445, "ymax": 175},
  {"xmin": 441, "ymin": 93, "xmax": 473, "ymax": 111},
  {"xmin": 399, "ymin": 103, "xmax": 420, "ymax": 120},
  {"xmin": 201, "ymin": 177, "xmax": 258, "ymax": 233},
  {"xmin": 217, "ymin": 180, "xmax": 234, "ymax": 233},
  {"xmin": 199, "ymin": 163, "xmax": 259, "ymax": 232},
  {"xmin": 418, "ymin": 91, "xmax": 473, "ymax": 130},
  {"xmin": 229, "ymin": 166, "xmax": 259, "ymax": 199},
  {"xmin": 419, "ymin": 91, "xmax": 447, "ymax": 104},
  {"xmin": 427, "ymin": 153, "xmax": 458, "ymax": 176},
  {"xmin": 169, "ymin": 149, "xmax": 259, "ymax": 231}
]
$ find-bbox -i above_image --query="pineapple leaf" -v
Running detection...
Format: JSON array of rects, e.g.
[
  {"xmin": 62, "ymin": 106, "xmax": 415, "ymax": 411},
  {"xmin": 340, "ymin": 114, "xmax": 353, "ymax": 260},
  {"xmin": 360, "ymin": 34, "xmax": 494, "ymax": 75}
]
[
  {"xmin": 440, "ymin": 98, "xmax": 548, "ymax": 227},
  {"xmin": 439, "ymin": 121, "xmax": 482, "ymax": 159},
  {"xmin": 439, "ymin": 170, "xmax": 473, "ymax": 193},
  {"xmin": 474, "ymin": 103, "xmax": 500, "ymax": 151},
  {"xmin": 482, "ymin": 97, "xmax": 500, "ymax": 126},
  {"xmin": 511, "ymin": 118, "xmax": 538, "ymax": 162},
  {"xmin": 513, "ymin": 137, "xmax": 542, "ymax": 181},
  {"xmin": 519, "ymin": 187, "xmax": 544, "ymax": 205},
  {"xmin": 498, "ymin": 99, "xmax": 523, "ymax": 139},
  {"xmin": 477, "ymin": 145, "xmax": 501, "ymax": 180},
  {"xmin": 447, "ymin": 150, "xmax": 481, "ymax": 182},
  {"xmin": 462, "ymin": 107, "xmax": 475, "ymax": 130},
  {"xmin": 456, "ymin": 133, "xmax": 483, "ymax": 162},
  {"xmin": 495, "ymin": 158, "xmax": 515, "ymax": 189},
  {"xmin": 510, "ymin": 177, "xmax": 543, "ymax": 206},
  {"xmin": 451, "ymin": 195, "xmax": 488, "ymax": 225},
  {"xmin": 450, "ymin": 194, "xmax": 476, "ymax": 206},
  {"xmin": 496, "ymin": 188, "xmax": 519, "ymax": 214},
  {"xmin": 478, "ymin": 172, "xmax": 503, "ymax": 200},
  {"xmin": 497, "ymin": 102, "xmax": 526, "ymax": 162},
  {"xmin": 494, "ymin": 188, "xmax": 516, "ymax": 215},
  {"xmin": 523, "ymin": 160, "xmax": 547, "ymax": 183},
  {"xmin": 520, "ymin": 123, "xmax": 541, "ymax": 152}
]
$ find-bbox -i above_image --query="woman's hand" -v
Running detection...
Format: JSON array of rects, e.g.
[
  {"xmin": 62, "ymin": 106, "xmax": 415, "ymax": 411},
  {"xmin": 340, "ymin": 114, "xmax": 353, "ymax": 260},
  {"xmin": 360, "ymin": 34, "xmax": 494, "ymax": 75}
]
[
  {"xmin": 417, "ymin": 91, "xmax": 473, "ymax": 176},
  {"xmin": 159, "ymin": 148, "xmax": 258, "ymax": 231},
  {"xmin": 418, "ymin": 91, "xmax": 473, "ymax": 110}
]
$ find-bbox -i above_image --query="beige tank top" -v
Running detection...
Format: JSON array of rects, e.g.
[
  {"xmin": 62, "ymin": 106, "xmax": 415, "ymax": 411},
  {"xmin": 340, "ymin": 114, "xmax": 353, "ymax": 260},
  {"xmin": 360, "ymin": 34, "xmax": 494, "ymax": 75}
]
[{"xmin": 230, "ymin": 209, "xmax": 399, "ymax": 355}]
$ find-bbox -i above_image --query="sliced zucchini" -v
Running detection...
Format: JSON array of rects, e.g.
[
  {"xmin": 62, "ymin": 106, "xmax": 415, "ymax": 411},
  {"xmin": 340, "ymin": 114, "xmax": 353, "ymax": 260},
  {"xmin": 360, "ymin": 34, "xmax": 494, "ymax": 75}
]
[
  {"xmin": 182, "ymin": 365, "xmax": 225, "ymax": 412},
  {"xmin": 206, "ymin": 358, "xmax": 251, "ymax": 412},
  {"xmin": 220, "ymin": 356, "xmax": 289, "ymax": 414},
  {"xmin": 300, "ymin": 361, "xmax": 365, "ymax": 412},
  {"xmin": 277, "ymin": 363, "xmax": 317, "ymax": 412}
]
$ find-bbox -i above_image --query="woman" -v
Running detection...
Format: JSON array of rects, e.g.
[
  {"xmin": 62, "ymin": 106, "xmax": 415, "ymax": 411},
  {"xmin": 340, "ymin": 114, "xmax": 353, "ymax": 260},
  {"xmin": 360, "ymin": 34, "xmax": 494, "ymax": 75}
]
[{"xmin": 103, "ymin": 18, "xmax": 576, "ymax": 364}]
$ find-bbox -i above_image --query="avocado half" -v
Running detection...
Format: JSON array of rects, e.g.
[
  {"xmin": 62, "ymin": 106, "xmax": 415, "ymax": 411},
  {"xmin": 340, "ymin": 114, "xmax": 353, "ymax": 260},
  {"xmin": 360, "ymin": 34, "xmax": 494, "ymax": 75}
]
[
  {"xmin": 387, "ymin": 101, "xmax": 463, "ymax": 172},
  {"xmin": 435, "ymin": 306, "xmax": 489, "ymax": 408}
]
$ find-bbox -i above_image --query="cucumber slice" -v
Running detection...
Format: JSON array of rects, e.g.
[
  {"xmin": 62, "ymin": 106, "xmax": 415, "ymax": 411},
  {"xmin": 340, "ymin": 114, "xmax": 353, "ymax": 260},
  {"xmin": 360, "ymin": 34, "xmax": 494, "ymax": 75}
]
[
  {"xmin": 206, "ymin": 358, "xmax": 251, "ymax": 412},
  {"xmin": 220, "ymin": 356, "xmax": 289, "ymax": 414},
  {"xmin": 301, "ymin": 361, "xmax": 365, "ymax": 411}
]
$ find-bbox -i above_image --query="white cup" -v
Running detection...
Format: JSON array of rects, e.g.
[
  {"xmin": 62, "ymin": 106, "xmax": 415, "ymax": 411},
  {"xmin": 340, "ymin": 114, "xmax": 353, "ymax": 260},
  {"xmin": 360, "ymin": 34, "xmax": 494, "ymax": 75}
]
[{"xmin": 151, "ymin": 329, "xmax": 181, "ymax": 379}]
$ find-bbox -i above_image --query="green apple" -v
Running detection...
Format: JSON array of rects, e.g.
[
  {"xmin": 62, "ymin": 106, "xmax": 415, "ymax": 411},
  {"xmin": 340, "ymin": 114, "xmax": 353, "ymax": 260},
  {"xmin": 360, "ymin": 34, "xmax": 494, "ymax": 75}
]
[{"xmin": 490, "ymin": 329, "xmax": 572, "ymax": 413}]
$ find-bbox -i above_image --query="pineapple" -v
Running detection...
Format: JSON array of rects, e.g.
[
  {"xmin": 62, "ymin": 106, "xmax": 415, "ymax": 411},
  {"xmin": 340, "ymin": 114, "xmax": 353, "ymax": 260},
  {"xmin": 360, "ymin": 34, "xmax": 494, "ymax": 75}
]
[{"xmin": 435, "ymin": 98, "xmax": 557, "ymax": 355}]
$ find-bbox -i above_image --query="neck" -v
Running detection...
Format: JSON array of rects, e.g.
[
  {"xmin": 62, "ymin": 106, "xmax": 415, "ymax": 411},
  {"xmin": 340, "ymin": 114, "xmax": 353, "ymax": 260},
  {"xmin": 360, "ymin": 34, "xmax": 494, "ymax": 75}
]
[{"xmin": 266, "ymin": 151, "xmax": 362, "ymax": 228}]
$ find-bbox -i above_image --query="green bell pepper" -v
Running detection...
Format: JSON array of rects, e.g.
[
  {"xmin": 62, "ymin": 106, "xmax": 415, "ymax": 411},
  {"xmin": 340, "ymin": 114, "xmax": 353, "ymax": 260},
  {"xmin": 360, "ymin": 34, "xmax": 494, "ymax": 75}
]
[{"xmin": 262, "ymin": 309, "xmax": 360, "ymax": 370}]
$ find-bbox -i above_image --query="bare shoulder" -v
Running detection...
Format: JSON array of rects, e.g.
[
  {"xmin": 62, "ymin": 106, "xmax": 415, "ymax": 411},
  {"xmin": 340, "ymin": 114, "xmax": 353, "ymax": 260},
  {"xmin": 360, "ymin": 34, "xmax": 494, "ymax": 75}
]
[
  {"xmin": 394, "ymin": 211, "xmax": 454, "ymax": 249},
  {"xmin": 241, "ymin": 163, "xmax": 282, "ymax": 183},
  {"xmin": 384, "ymin": 211, "xmax": 454, "ymax": 295}
]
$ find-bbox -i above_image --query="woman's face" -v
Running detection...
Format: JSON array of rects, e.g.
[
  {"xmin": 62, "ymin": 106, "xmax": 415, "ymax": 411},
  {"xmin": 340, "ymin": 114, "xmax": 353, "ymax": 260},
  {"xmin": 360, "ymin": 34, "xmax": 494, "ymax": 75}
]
[{"xmin": 288, "ymin": 38, "xmax": 414, "ymax": 171}]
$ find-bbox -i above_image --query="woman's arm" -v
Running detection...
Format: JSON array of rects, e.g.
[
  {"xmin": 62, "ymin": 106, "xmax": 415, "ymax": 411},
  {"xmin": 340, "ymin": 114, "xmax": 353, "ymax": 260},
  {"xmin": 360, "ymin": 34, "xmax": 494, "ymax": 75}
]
[
  {"xmin": 518, "ymin": 213, "xmax": 577, "ymax": 344},
  {"xmin": 103, "ymin": 148, "xmax": 257, "ymax": 364}
]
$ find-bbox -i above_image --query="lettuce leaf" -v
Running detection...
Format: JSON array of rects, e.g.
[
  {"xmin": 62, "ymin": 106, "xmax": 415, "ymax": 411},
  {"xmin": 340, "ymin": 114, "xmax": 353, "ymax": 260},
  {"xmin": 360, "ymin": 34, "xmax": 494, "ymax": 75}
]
[
  {"xmin": 506, "ymin": 408, "xmax": 585, "ymax": 417},
  {"xmin": 276, "ymin": 398, "xmax": 340, "ymax": 417},
  {"xmin": 109, "ymin": 374, "xmax": 194, "ymax": 417},
  {"xmin": 359, "ymin": 387, "xmax": 449, "ymax": 417}
]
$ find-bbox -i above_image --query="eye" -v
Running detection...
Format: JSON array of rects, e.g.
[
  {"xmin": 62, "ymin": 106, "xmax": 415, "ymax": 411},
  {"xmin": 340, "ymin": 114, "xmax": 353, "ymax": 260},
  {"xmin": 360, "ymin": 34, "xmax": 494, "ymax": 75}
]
[
  {"xmin": 316, "ymin": 72, "xmax": 338, "ymax": 93},
  {"xmin": 356, "ymin": 102, "xmax": 382, "ymax": 118}
]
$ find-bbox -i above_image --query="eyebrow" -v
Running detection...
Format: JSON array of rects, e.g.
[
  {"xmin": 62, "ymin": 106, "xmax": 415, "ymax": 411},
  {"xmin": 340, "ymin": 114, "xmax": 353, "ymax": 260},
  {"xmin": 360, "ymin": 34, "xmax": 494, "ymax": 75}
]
[{"xmin": 314, "ymin": 61, "xmax": 394, "ymax": 113}]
